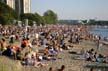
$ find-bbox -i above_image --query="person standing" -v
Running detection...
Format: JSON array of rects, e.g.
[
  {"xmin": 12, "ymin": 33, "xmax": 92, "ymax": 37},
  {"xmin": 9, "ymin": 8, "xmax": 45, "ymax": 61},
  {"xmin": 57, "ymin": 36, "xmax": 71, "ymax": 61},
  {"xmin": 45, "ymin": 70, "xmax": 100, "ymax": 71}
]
[{"xmin": 97, "ymin": 36, "xmax": 102, "ymax": 54}]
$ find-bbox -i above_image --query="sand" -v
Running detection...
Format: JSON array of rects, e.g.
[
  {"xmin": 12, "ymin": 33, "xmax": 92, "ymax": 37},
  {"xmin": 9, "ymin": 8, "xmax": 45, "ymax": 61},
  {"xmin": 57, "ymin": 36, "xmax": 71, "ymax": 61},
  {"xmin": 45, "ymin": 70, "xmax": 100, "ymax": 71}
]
[
  {"xmin": 21, "ymin": 40, "xmax": 108, "ymax": 71},
  {"xmin": 0, "ymin": 35, "xmax": 108, "ymax": 71}
]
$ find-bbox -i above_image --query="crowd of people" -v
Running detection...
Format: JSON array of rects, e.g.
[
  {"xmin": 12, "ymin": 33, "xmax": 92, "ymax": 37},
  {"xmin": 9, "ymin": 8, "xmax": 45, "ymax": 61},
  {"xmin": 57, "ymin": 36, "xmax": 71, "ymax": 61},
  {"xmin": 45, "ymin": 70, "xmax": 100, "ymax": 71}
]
[{"xmin": 0, "ymin": 24, "xmax": 106, "ymax": 70}]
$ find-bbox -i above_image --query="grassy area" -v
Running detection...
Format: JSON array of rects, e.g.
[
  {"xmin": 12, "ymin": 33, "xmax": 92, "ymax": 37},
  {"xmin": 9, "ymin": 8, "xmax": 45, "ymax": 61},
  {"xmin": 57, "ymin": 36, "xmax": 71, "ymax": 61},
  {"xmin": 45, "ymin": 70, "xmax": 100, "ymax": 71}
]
[{"xmin": 0, "ymin": 56, "xmax": 22, "ymax": 71}]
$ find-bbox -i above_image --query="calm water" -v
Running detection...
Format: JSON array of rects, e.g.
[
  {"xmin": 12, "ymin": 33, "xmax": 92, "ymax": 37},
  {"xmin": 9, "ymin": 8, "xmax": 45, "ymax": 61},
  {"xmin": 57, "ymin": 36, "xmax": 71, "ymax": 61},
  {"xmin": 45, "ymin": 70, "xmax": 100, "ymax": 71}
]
[{"xmin": 90, "ymin": 27, "xmax": 108, "ymax": 39}]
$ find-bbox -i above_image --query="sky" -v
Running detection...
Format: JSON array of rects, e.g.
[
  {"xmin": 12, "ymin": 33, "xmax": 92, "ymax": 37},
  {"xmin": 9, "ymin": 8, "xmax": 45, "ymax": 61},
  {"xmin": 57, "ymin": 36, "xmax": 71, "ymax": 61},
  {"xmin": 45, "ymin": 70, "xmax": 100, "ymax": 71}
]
[{"xmin": 31, "ymin": 0, "xmax": 108, "ymax": 20}]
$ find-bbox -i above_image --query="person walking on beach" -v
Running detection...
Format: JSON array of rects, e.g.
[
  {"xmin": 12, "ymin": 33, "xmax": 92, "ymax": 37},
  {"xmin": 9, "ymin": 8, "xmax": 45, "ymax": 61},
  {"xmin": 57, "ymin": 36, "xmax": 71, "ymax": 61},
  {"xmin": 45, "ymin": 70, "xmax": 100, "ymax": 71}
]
[{"xmin": 96, "ymin": 36, "xmax": 102, "ymax": 54}]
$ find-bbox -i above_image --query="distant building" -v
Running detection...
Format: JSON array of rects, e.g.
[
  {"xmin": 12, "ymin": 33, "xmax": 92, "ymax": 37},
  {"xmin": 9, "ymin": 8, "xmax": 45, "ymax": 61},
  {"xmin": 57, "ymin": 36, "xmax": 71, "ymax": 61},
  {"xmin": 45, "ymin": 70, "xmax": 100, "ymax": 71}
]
[
  {"xmin": 15, "ymin": 0, "xmax": 31, "ymax": 14},
  {"xmin": 58, "ymin": 20, "xmax": 80, "ymax": 25},
  {"xmin": 23, "ymin": 0, "xmax": 31, "ymax": 13},
  {"xmin": 0, "ymin": 0, "xmax": 31, "ymax": 14}
]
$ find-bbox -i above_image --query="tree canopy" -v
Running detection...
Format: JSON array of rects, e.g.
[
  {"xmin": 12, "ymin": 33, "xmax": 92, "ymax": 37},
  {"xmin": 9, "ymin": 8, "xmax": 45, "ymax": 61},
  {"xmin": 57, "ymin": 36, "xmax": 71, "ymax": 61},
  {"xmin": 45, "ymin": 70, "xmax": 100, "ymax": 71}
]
[
  {"xmin": 0, "ymin": 2, "xmax": 58, "ymax": 25},
  {"xmin": 0, "ymin": 2, "xmax": 18, "ymax": 25},
  {"xmin": 20, "ymin": 10, "xmax": 58, "ymax": 26},
  {"xmin": 43, "ymin": 10, "xmax": 58, "ymax": 24},
  {"xmin": 20, "ymin": 13, "xmax": 44, "ymax": 26}
]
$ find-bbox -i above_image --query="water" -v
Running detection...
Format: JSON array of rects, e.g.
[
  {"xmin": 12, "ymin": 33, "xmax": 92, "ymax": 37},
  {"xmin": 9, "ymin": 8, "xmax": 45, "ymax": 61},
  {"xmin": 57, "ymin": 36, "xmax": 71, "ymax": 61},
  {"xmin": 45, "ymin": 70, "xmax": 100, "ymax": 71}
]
[{"xmin": 89, "ymin": 27, "xmax": 108, "ymax": 39}]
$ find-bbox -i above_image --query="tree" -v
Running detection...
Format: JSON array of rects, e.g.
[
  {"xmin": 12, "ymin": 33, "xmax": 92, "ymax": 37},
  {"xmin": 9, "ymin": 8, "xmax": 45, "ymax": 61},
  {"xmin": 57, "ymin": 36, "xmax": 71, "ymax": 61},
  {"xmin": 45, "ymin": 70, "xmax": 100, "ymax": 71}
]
[
  {"xmin": 0, "ymin": 2, "xmax": 18, "ymax": 25},
  {"xmin": 0, "ymin": 14, "xmax": 14, "ymax": 25},
  {"xmin": 20, "ymin": 13, "xmax": 35, "ymax": 25},
  {"xmin": 20, "ymin": 10, "xmax": 58, "ymax": 26},
  {"xmin": 20, "ymin": 13, "xmax": 44, "ymax": 26},
  {"xmin": 43, "ymin": 10, "xmax": 58, "ymax": 24},
  {"xmin": 34, "ymin": 13, "xmax": 45, "ymax": 25}
]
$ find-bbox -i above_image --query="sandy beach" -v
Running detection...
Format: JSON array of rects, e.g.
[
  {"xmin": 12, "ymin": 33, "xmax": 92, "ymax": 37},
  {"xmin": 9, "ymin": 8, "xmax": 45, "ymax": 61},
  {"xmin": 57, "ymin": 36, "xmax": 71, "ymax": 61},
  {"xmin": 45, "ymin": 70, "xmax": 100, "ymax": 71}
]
[
  {"xmin": 0, "ymin": 25, "xmax": 108, "ymax": 71},
  {"xmin": 0, "ymin": 38, "xmax": 108, "ymax": 71},
  {"xmin": 20, "ymin": 39, "xmax": 108, "ymax": 71}
]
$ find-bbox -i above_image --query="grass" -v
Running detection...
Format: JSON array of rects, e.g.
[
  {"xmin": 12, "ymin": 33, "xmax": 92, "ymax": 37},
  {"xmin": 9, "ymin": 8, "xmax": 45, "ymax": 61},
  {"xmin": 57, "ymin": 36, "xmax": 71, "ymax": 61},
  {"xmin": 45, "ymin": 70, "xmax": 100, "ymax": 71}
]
[{"xmin": 0, "ymin": 56, "xmax": 22, "ymax": 71}]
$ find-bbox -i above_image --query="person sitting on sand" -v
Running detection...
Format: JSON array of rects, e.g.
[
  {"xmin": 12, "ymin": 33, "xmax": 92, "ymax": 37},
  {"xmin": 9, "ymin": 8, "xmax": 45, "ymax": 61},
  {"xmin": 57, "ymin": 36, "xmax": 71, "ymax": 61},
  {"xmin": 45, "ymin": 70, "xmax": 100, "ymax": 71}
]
[
  {"xmin": 10, "ymin": 44, "xmax": 19, "ymax": 59},
  {"xmin": 0, "ymin": 38, "xmax": 7, "ymax": 51},
  {"xmin": 34, "ymin": 60, "xmax": 48, "ymax": 67},
  {"xmin": 90, "ymin": 68, "xmax": 95, "ymax": 71},
  {"xmin": 93, "ymin": 52, "xmax": 107, "ymax": 63},
  {"xmin": 9, "ymin": 34, "xmax": 15, "ymax": 44},
  {"xmin": 58, "ymin": 65, "xmax": 65, "ymax": 71},
  {"xmin": 25, "ymin": 52, "xmax": 48, "ymax": 67},
  {"xmin": 95, "ymin": 54, "xmax": 105, "ymax": 63},
  {"xmin": 62, "ymin": 43, "xmax": 68, "ymax": 50},
  {"xmin": 44, "ymin": 47, "xmax": 50, "ymax": 55},
  {"xmin": 2, "ymin": 45, "xmax": 12, "ymax": 57},
  {"xmin": 84, "ymin": 51, "xmax": 91, "ymax": 61},
  {"xmin": 21, "ymin": 38, "xmax": 30, "ymax": 49},
  {"xmin": 49, "ymin": 67, "xmax": 53, "ymax": 71}
]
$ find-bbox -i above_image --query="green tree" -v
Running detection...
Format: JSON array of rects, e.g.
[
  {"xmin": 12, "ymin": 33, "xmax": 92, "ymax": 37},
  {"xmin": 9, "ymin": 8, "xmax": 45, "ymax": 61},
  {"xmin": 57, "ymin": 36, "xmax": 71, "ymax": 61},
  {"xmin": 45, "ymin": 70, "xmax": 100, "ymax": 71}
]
[
  {"xmin": 43, "ymin": 10, "xmax": 58, "ymax": 24},
  {"xmin": 20, "ymin": 13, "xmax": 44, "ymax": 26},
  {"xmin": 0, "ymin": 2, "xmax": 18, "ymax": 25},
  {"xmin": 20, "ymin": 13, "xmax": 35, "ymax": 25},
  {"xmin": 34, "ymin": 13, "xmax": 45, "ymax": 25},
  {"xmin": 0, "ymin": 14, "xmax": 14, "ymax": 25},
  {"xmin": 20, "ymin": 13, "xmax": 34, "ymax": 20}
]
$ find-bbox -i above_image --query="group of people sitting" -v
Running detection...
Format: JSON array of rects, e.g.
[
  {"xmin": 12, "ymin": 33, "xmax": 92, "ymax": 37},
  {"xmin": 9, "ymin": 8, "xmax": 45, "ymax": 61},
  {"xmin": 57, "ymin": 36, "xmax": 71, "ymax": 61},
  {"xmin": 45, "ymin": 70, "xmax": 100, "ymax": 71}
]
[{"xmin": 84, "ymin": 48, "xmax": 108, "ymax": 63}]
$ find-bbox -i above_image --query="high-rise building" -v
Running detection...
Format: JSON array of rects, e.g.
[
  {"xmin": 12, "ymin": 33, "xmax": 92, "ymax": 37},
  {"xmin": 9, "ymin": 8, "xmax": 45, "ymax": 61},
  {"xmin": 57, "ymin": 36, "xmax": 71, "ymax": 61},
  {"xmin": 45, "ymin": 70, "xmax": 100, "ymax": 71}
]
[
  {"xmin": 0, "ymin": 0, "xmax": 31, "ymax": 14},
  {"xmin": 15, "ymin": 0, "xmax": 31, "ymax": 14},
  {"xmin": 23, "ymin": 0, "xmax": 31, "ymax": 13}
]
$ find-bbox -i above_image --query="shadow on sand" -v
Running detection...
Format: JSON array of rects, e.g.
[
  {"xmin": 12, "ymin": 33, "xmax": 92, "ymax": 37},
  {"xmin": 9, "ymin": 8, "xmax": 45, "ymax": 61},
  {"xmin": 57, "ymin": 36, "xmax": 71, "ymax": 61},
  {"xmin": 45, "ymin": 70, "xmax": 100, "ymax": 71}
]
[{"xmin": 85, "ymin": 65, "xmax": 108, "ymax": 71}]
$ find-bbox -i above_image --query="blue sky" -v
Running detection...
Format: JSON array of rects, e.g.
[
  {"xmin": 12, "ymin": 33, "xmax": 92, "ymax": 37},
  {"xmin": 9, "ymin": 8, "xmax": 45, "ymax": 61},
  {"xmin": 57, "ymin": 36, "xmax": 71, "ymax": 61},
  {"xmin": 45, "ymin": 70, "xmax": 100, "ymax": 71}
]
[{"xmin": 31, "ymin": 0, "xmax": 108, "ymax": 20}]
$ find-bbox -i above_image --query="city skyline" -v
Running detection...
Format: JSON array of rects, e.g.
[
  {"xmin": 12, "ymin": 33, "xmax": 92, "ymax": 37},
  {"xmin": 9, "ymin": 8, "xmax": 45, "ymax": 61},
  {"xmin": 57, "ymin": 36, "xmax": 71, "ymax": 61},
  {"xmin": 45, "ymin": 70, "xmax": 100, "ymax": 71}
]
[{"xmin": 31, "ymin": 0, "xmax": 108, "ymax": 20}]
